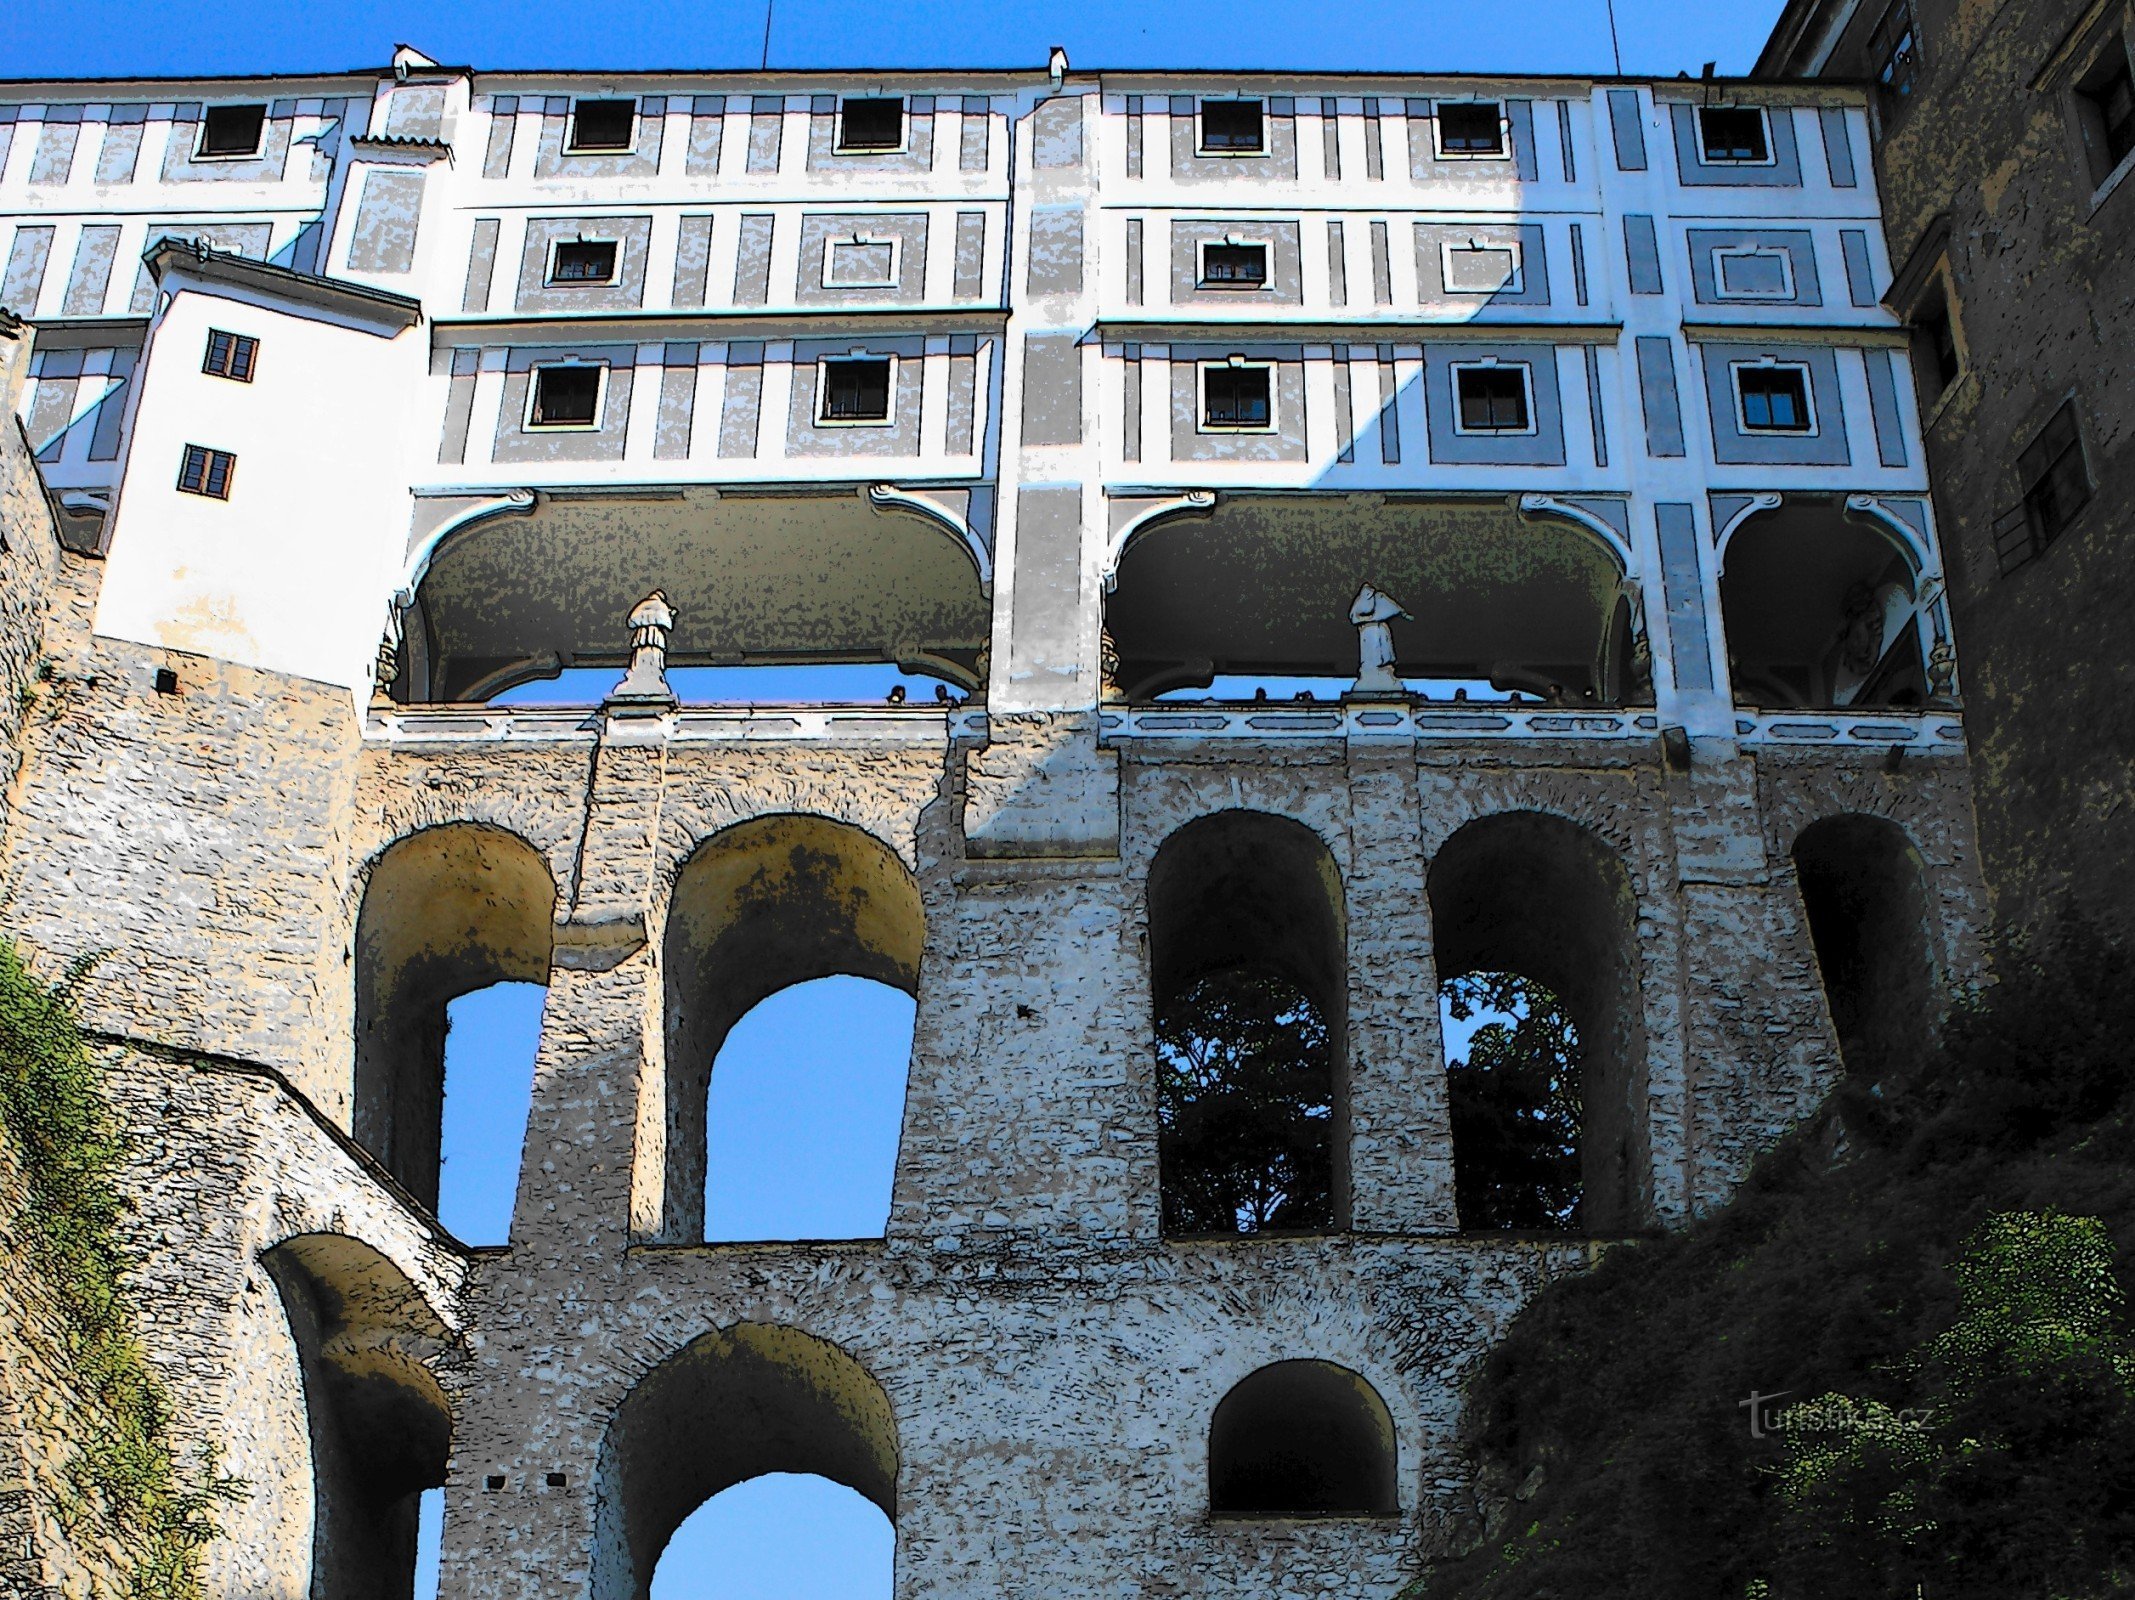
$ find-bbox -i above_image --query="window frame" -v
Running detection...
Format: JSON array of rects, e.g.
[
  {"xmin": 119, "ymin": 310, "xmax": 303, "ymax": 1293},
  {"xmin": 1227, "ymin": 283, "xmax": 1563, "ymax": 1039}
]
[
  {"xmin": 1440, "ymin": 238, "xmax": 1525, "ymax": 296},
  {"xmin": 1196, "ymin": 237, "xmax": 1273, "ymax": 291},
  {"xmin": 1868, "ymin": 0, "xmax": 1921, "ymax": 101},
  {"xmin": 2074, "ymin": 34, "xmax": 2135, "ymax": 193},
  {"xmin": 545, "ymin": 236, "xmax": 624, "ymax": 288},
  {"xmin": 1432, "ymin": 100, "xmax": 1511, "ymax": 161},
  {"xmin": 202, "ymin": 328, "xmax": 259, "ymax": 383},
  {"xmin": 834, "ymin": 96, "xmax": 908, "ymax": 155},
  {"xmin": 2016, "ymin": 400, "xmax": 2093, "ymax": 553},
  {"xmin": 524, "ymin": 361, "xmax": 610, "ymax": 431},
  {"xmin": 1696, "ymin": 104, "xmax": 1777, "ymax": 167},
  {"xmin": 176, "ymin": 444, "xmax": 237, "ymax": 499},
  {"xmin": 816, "ymin": 353, "xmax": 898, "ymax": 427},
  {"xmin": 821, "ymin": 234, "xmax": 903, "ymax": 290},
  {"xmin": 1449, "ymin": 360, "xmax": 1537, "ymax": 437},
  {"xmin": 1197, "ymin": 98, "xmax": 1268, "ymax": 158},
  {"xmin": 1197, "ymin": 359, "xmax": 1278, "ymax": 434},
  {"xmin": 194, "ymin": 103, "xmax": 268, "ymax": 161},
  {"xmin": 1908, "ymin": 270, "xmax": 1964, "ymax": 404},
  {"xmin": 564, "ymin": 98, "xmax": 638, "ymax": 155},
  {"xmin": 1730, "ymin": 360, "xmax": 1819, "ymax": 436},
  {"xmin": 1710, "ymin": 243, "xmax": 1797, "ymax": 302}
]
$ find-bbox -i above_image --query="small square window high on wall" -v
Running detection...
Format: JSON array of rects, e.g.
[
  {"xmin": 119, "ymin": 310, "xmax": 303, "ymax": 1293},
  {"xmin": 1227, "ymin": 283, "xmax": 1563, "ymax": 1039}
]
[
  {"xmin": 1869, "ymin": 0, "xmax": 1920, "ymax": 99},
  {"xmin": 197, "ymin": 104, "xmax": 266, "ymax": 159},
  {"xmin": 567, "ymin": 99, "xmax": 636, "ymax": 153},
  {"xmin": 1201, "ymin": 363, "xmax": 1272, "ymax": 430},
  {"xmin": 1199, "ymin": 100, "xmax": 1266, "ymax": 155},
  {"xmin": 529, "ymin": 365, "xmax": 604, "ymax": 428},
  {"xmin": 177, "ymin": 445, "xmax": 236, "ymax": 499},
  {"xmin": 1735, "ymin": 365, "xmax": 1814, "ymax": 433},
  {"xmin": 550, "ymin": 240, "xmax": 620, "ymax": 284},
  {"xmin": 1200, "ymin": 243, "xmax": 1269, "ymax": 288},
  {"xmin": 837, "ymin": 97, "xmax": 905, "ymax": 152},
  {"xmin": 1436, "ymin": 102, "xmax": 1506, "ymax": 157},
  {"xmin": 2076, "ymin": 37, "xmax": 2135, "ymax": 183},
  {"xmin": 1698, "ymin": 105, "xmax": 1771, "ymax": 164},
  {"xmin": 202, "ymin": 329, "xmax": 258, "ymax": 382},
  {"xmin": 820, "ymin": 357, "xmax": 894, "ymax": 423},
  {"xmin": 1454, "ymin": 365, "xmax": 1531, "ymax": 433}
]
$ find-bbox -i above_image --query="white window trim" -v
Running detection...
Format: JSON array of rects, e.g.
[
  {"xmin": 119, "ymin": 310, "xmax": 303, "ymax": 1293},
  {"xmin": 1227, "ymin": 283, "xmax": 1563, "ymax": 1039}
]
[
  {"xmin": 1196, "ymin": 359, "xmax": 1279, "ymax": 434},
  {"xmin": 545, "ymin": 235, "xmax": 625, "ymax": 288},
  {"xmin": 1710, "ymin": 243, "xmax": 1796, "ymax": 301},
  {"xmin": 1195, "ymin": 236, "xmax": 1273, "ymax": 290},
  {"xmin": 1449, "ymin": 359, "xmax": 1539, "ymax": 437},
  {"xmin": 834, "ymin": 97, "xmax": 909, "ymax": 155},
  {"xmin": 1196, "ymin": 98, "xmax": 1270, "ymax": 159},
  {"xmin": 1730, "ymin": 359, "xmax": 1819, "ymax": 436},
  {"xmin": 564, "ymin": 98, "xmax": 638, "ymax": 155},
  {"xmin": 1431, "ymin": 100, "xmax": 1512, "ymax": 162},
  {"xmin": 1440, "ymin": 238, "xmax": 1525, "ymax": 296},
  {"xmin": 821, "ymin": 234, "xmax": 904, "ymax": 290},
  {"xmin": 525, "ymin": 360, "xmax": 610, "ymax": 432},
  {"xmin": 1697, "ymin": 103, "xmax": 1780, "ymax": 167},
  {"xmin": 816, "ymin": 352, "xmax": 899, "ymax": 428},
  {"xmin": 192, "ymin": 105, "xmax": 268, "ymax": 162}
]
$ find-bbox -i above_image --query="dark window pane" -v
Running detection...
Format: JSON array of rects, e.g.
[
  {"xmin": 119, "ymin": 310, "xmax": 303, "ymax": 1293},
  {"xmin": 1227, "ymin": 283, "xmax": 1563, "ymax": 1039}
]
[
  {"xmin": 1438, "ymin": 101, "xmax": 1505, "ymax": 155},
  {"xmin": 1201, "ymin": 100, "xmax": 1265, "ymax": 153},
  {"xmin": 838, "ymin": 97, "xmax": 905, "ymax": 151},
  {"xmin": 1201, "ymin": 244, "xmax": 1268, "ymax": 286},
  {"xmin": 568, "ymin": 99, "xmax": 636, "ymax": 152},
  {"xmin": 531, "ymin": 366, "xmax": 602, "ymax": 427},
  {"xmin": 1699, "ymin": 106, "xmax": 1769, "ymax": 163},
  {"xmin": 1914, "ymin": 298, "xmax": 1959, "ymax": 394},
  {"xmin": 822, "ymin": 358, "xmax": 893, "ymax": 422},
  {"xmin": 1739, "ymin": 368, "xmax": 1812, "ymax": 432},
  {"xmin": 2019, "ymin": 403, "xmax": 2091, "ymax": 545},
  {"xmin": 2086, "ymin": 53, "xmax": 2135, "ymax": 170},
  {"xmin": 1204, "ymin": 366, "xmax": 1272, "ymax": 428},
  {"xmin": 199, "ymin": 104, "xmax": 266, "ymax": 158},
  {"xmin": 204, "ymin": 329, "xmax": 258, "ymax": 381},
  {"xmin": 551, "ymin": 240, "xmax": 619, "ymax": 283},
  {"xmin": 1871, "ymin": 1, "xmax": 1919, "ymax": 97},
  {"xmin": 1456, "ymin": 367, "xmax": 1530, "ymax": 432},
  {"xmin": 178, "ymin": 445, "xmax": 235, "ymax": 499}
]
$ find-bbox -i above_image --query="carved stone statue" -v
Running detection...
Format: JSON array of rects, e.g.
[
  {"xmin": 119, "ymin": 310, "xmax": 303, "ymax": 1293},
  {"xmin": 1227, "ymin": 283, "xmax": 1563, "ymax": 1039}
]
[
  {"xmin": 608, "ymin": 590, "xmax": 678, "ymax": 711},
  {"xmin": 371, "ymin": 627, "xmax": 400, "ymax": 706},
  {"xmin": 1348, "ymin": 584, "xmax": 1410, "ymax": 694}
]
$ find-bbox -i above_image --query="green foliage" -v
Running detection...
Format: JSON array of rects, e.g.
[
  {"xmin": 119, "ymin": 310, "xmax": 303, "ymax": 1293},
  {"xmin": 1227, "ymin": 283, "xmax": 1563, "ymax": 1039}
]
[
  {"xmin": 1422, "ymin": 913, "xmax": 2135, "ymax": 1600},
  {"xmin": 1155, "ymin": 966, "xmax": 1333, "ymax": 1234},
  {"xmin": 1444, "ymin": 972, "xmax": 1583, "ymax": 1231},
  {"xmin": 0, "ymin": 940, "xmax": 242, "ymax": 1598}
]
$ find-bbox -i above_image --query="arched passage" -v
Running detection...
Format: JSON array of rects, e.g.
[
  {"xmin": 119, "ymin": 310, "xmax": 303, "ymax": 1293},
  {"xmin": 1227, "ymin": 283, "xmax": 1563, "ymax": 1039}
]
[
  {"xmin": 1146, "ymin": 811, "xmax": 1347, "ymax": 1235},
  {"xmin": 353, "ymin": 825, "xmax": 555, "ymax": 1213},
  {"xmin": 1793, "ymin": 814, "xmax": 1940, "ymax": 1076},
  {"xmin": 592, "ymin": 1324, "xmax": 899, "ymax": 1600},
  {"xmin": 662, "ymin": 816, "xmax": 924, "ymax": 1242},
  {"xmin": 259, "ymin": 1234, "xmax": 454, "ymax": 1600},
  {"xmin": 1429, "ymin": 812, "xmax": 1646, "ymax": 1234},
  {"xmin": 1209, "ymin": 1360, "xmax": 1397, "ymax": 1518}
]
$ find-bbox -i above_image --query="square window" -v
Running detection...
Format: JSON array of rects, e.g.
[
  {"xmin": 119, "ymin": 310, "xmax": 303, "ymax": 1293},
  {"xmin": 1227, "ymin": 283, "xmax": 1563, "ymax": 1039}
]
[
  {"xmin": 1436, "ymin": 101, "xmax": 1506, "ymax": 157},
  {"xmin": 549, "ymin": 239, "xmax": 620, "ymax": 285},
  {"xmin": 567, "ymin": 99, "xmax": 636, "ymax": 153},
  {"xmin": 820, "ymin": 356, "xmax": 894, "ymax": 423},
  {"xmin": 197, "ymin": 104, "xmax": 267, "ymax": 159},
  {"xmin": 826, "ymin": 237, "xmax": 899, "ymax": 287},
  {"xmin": 837, "ymin": 97, "xmax": 905, "ymax": 153},
  {"xmin": 1714, "ymin": 245, "xmax": 1794, "ymax": 299},
  {"xmin": 1453, "ymin": 365, "xmax": 1531, "ymax": 433},
  {"xmin": 202, "ymin": 329, "xmax": 258, "ymax": 382},
  {"xmin": 1870, "ymin": 1, "xmax": 1920, "ymax": 99},
  {"xmin": 529, "ymin": 364, "xmax": 604, "ymax": 428},
  {"xmin": 1200, "ymin": 242, "xmax": 1269, "ymax": 288},
  {"xmin": 2017, "ymin": 402, "xmax": 2092, "ymax": 551},
  {"xmin": 2077, "ymin": 39, "xmax": 2135, "ymax": 180},
  {"xmin": 1199, "ymin": 99, "xmax": 1265, "ymax": 155},
  {"xmin": 176, "ymin": 444, "xmax": 236, "ymax": 499},
  {"xmin": 1699, "ymin": 105, "xmax": 1771, "ymax": 164},
  {"xmin": 1736, "ymin": 365, "xmax": 1814, "ymax": 433},
  {"xmin": 1202, "ymin": 364, "xmax": 1273, "ymax": 430},
  {"xmin": 1443, "ymin": 242, "xmax": 1521, "ymax": 295}
]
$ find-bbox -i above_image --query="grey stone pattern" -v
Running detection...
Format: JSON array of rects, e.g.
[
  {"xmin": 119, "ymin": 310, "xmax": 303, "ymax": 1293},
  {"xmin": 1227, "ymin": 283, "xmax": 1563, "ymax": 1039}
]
[
  {"xmin": 1362, "ymin": 97, "xmax": 1385, "ymax": 180},
  {"xmin": 88, "ymin": 347, "xmax": 137, "ymax": 461},
  {"xmin": 1864, "ymin": 346, "xmax": 1909, "ymax": 468},
  {"xmin": 1167, "ymin": 95, "xmax": 1298, "ymax": 181},
  {"xmin": 1021, "ymin": 332, "xmax": 1082, "ymax": 447},
  {"xmin": 687, "ymin": 96, "xmax": 725, "ymax": 175},
  {"xmin": 1034, "ymin": 93, "xmax": 1084, "ymax": 169},
  {"xmin": 673, "ymin": 214, "xmax": 714, "ymax": 308},
  {"xmin": 1685, "ymin": 228, "xmax": 1823, "ymax": 307},
  {"xmin": 1584, "ymin": 343, "xmax": 1608, "ymax": 467},
  {"xmin": 733, "ymin": 214, "xmax": 775, "ymax": 305},
  {"xmin": 1168, "ymin": 344, "xmax": 1309, "ymax": 463},
  {"xmin": 953, "ymin": 211, "xmax": 987, "ymax": 301},
  {"xmin": 747, "ymin": 96, "xmax": 783, "ymax": 173},
  {"xmin": 961, "ymin": 96, "xmax": 990, "ymax": 171},
  {"xmin": 796, "ymin": 213, "xmax": 930, "ymax": 305},
  {"xmin": 1403, "ymin": 98, "xmax": 1539, "ymax": 184},
  {"xmin": 806, "ymin": 95, "xmax": 935, "ymax": 173},
  {"xmin": 1371, "ymin": 344, "xmax": 1402, "ymax": 462},
  {"xmin": 482, "ymin": 95, "xmax": 517, "ymax": 179},
  {"xmin": 1027, "ymin": 208, "xmax": 1084, "ymax": 297},
  {"xmin": 492, "ymin": 345, "xmax": 635, "ymax": 463},
  {"xmin": 1570, "ymin": 221, "xmax": 1588, "ymax": 305},
  {"xmin": 128, "ymin": 221, "xmax": 271, "ymax": 313},
  {"xmin": 1625, "ymin": 214, "xmax": 1665, "ymax": 295},
  {"xmin": 95, "ymin": 105, "xmax": 147, "ymax": 183},
  {"xmin": 462, "ymin": 218, "xmax": 501, "ymax": 313},
  {"xmin": 438, "ymin": 348, "xmax": 478, "ymax": 465},
  {"xmin": 1818, "ymin": 105, "xmax": 1857, "ymax": 187},
  {"xmin": 1669, "ymin": 101, "xmax": 1804, "ymax": 188},
  {"xmin": 346, "ymin": 168, "xmax": 426, "ymax": 275},
  {"xmin": 1370, "ymin": 220, "xmax": 1393, "ymax": 305},
  {"xmin": 533, "ymin": 95, "xmax": 664, "ymax": 179},
  {"xmin": 1697, "ymin": 341, "xmax": 1851, "ymax": 466},
  {"xmin": 1637, "ymin": 334, "xmax": 1686, "ymax": 457},
  {"xmin": 1608, "ymin": 87, "xmax": 1647, "ymax": 170},
  {"xmin": 1557, "ymin": 98, "xmax": 1578, "ymax": 181},
  {"xmin": 1010, "ymin": 483, "xmax": 1084, "ymax": 686},
  {"xmin": 1169, "ymin": 218, "xmax": 1302, "ymax": 307},
  {"xmin": 1327, "ymin": 220, "xmax": 1347, "ymax": 306},
  {"xmin": 718, "ymin": 341, "xmax": 764, "ymax": 457},
  {"xmin": 0, "ymin": 110, "xmax": 16, "ymax": 180},
  {"xmin": 1423, "ymin": 343, "xmax": 1568, "ymax": 467},
  {"xmin": 1122, "ymin": 345, "xmax": 1142, "ymax": 461},
  {"xmin": 1410, "ymin": 222, "xmax": 1549, "ymax": 312},
  {"xmin": 1840, "ymin": 229, "xmax": 1878, "ymax": 307},
  {"xmin": 1124, "ymin": 216, "xmax": 1144, "ymax": 306},
  {"xmin": 1333, "ymin": 353, "xmax": 1355, "ymax": 460},
  {"xmin": 159, "ymin": 100, "xmax": 295, "ymax": 183},
  {"xmin": 513, "ymin": 215, "xmax": 653, "ymax": 313},
  {"xmin": 3, "ymin": 225, "xmax": 53, "ymax": 313},
  {"xmin": 785, "ymin": 336, "xmax": 924, "ymax": 457},
  {"xmin": 384, "ymin": 85, "xmax": 446, "ymax": 140},
  {"xmin": 655, "ymin": 343, "xmax": 698, "ymax": 461},
  {"xmin": 27, "ymin": 349, "xmax": 78, "ymax": 461},
  {"xmin": 946, "ymin": 333, "xmax": 981, "ymax": 454},
  {"xmin": 30, "ymin": 107, "xmax": 82, "ymax": 186},
  {"xmin": 1655, "ymin": 501, "xmax": 1714, "ymax": 692},
  {"xmin": 62, "ymin": 226, "xmax": 119, "ymax": 316}
]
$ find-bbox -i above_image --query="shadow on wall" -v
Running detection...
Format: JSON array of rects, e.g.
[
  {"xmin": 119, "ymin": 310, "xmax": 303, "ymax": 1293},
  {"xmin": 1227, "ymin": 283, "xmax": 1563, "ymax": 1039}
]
[
  {"xmin": 1209, "ymin": 1360, "xmax": 1398, "ymax": 1518},
  {"xmin": 1793, "ymin": 813, "xmax": 1940, "ymax": 1078}
]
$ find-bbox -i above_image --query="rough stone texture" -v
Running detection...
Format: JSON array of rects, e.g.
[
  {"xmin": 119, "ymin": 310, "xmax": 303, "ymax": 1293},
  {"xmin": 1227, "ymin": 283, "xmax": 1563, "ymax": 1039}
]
[{"xmin": 0, "ymin": 323, "xmax": 61, "ymax": 825}]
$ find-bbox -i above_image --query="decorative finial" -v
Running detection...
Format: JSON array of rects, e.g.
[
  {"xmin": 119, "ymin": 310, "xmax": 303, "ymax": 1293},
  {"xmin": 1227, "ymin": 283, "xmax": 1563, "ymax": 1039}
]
[{"xmin": 607, "ymin": 590, "xmax": 677, "ymax": 714}]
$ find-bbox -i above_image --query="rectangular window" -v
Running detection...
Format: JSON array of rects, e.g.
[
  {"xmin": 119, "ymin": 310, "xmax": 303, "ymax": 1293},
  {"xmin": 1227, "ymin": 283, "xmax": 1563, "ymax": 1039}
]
[
  {"xmin": 176, "ymin": 444, "xmax": 236, "ymax": 499},
  {"xmin": 2018, "ymin": 402, "xmax": 2092, "ymax": 552},
  {"xmin": 566, "ymin": 99, "xmax": 636, "ymax": 153},
  {"xmin": 1442, "ymin": 241, "xmax": 1522, "ymax": 295},
  {"xmin": 1713, "ymin": 244, "xmax": 1794, "ymax": 300},
  {"xmin": 1698, "ymin": 105, "xmax": 1771, "ymax": 164},
  {"xmin": 1199, "ymin": 99, "xmax": 1266, "ymax": 155},
  {"xmin": 2077, "ymin": 39, "xmax": 2135, "ymax": 180},
  {"xmin": 819, "ymin": 356, "xmax": 894, "ymax": 424},
  {"xmin": 1870, "ymin": 1, "xmax": 1920, "ymax": 99},
  {"xmin": 1435, "ymin": 101, "xmax": 1507, "ymax": 157},
  {"xmin": 1453, "ymin": 364, "xmax": 1532, "ymax": 433},
  {"xmin": 528, "ymin": 364, "xmax": 604, "ymax": 428},
  {"xmin": 202, "ymin": 329, "xmax": 258, "ymax": 382},
  {"xmin": 548, "ymin": 239, "xmax": 620, "ymax": 285},
  {"xmin": 1735, "ymin": 364, "xmax": 1815, "ymax": 433},
  {"xmin": 197, "ymin": 104, "xmax": 267, "ymax": 159},
  {"xmin": 825, "ymin": 237, "xmax": 899, "ymax": 288},
  {"xmin": 1199, "ymin": 242, "xmax": 1269, "ymax": 288},
  {"xmin": 1201, "ymin": 363, "xmax": 1273, "ymax": 430},
  {"xmin": 836, "ymin": 97, "xmax": 905, "ymax": 153},
  {"xmin": 1912, "ymin": 286, "xmax": 1961, "ymax": 397}
]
